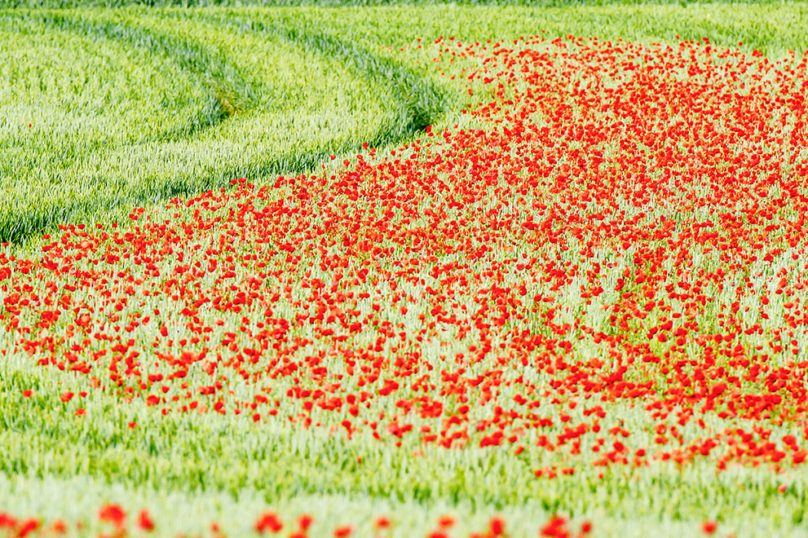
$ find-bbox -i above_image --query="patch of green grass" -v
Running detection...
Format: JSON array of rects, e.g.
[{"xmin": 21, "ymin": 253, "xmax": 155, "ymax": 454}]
[
  {"xmin": 0, "ymin": 8, "xmax": 451, "ymax": 247},
  {"xmin": 0, "ymin": 0, "xmax": 799, "ymax": 9}
]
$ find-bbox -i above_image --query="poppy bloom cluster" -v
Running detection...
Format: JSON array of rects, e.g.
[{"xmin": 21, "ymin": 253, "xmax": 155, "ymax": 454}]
[
  {"xmin": 3, "ymin": 35, "xmax": 808, "ymax": 481},
  {"xmin": 0, "ymin": 504, "xmax": 152, "ymax": 538},
  {"xmin": 0, "ymin": 507, "xmax": 599, "ymax": 538}
]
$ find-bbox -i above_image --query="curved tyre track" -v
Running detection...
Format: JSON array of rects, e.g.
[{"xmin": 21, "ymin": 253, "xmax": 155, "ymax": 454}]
[{"xmin": 1, "ymin": 8, "xmax": 450, "ymax": 246}]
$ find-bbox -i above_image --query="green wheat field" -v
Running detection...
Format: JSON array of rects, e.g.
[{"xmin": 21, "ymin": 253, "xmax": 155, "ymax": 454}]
[{"xmin": 3, "ymin": 2, "xmax": 808, "ymax": 537}]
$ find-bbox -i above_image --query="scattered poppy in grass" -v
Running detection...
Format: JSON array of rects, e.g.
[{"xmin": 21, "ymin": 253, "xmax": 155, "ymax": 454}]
[
  {"xmin": 255, "ymin": 512, "xmax": 283, "ymax": 534},
  {"xmin": 298, "ymin": 514, "xmax": 313, "ymax": 531},
  {"xmin": 98, "ymin": 504, "xmax": 126, "ymax": 528},
  {"xmin": 489, "ymin": 517, "xmax": 505, "ymax": 536},
  {"xmin": 333, "ymin": 525, "xmax": 353, "ymax": 537},
  {"xmin": 16, "ymin": 519, "xmax": 39, "ymax": 538},
  {"xmin": 137, "ymin": 510, "xmax": 155, "ymax": 532},
  {"xmin": 51, "ymin": 519, "xmax": 68, "ymax": 534},
  {"xmin": 540, "ymin": 516, "xmax": 570, "ymax": 538},
  {"xmin": 0, "ymin": 514, "xmax": 17, "ymax": 528},
  {"xmin": 702, "ymin": 520, "xmax": 718, "ymax": 534}
]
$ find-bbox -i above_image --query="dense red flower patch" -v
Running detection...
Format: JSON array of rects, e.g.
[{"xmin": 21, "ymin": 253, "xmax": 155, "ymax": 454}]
[{"xmin": 3, "ymin": 35, "xmax": 808, "ymax": 474}]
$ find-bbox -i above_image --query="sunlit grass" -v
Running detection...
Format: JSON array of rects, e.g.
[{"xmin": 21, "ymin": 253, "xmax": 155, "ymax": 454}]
[{"xmin": 2, "ymin": 4, "xmax": 808, "ymax": 537}]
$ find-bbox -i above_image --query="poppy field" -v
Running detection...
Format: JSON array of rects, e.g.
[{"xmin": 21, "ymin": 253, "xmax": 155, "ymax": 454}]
[{"xmin": 3, "ymin": 2, "xmax": 808, "ymax": 538}]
